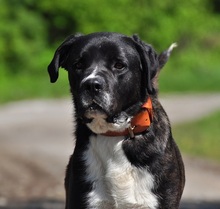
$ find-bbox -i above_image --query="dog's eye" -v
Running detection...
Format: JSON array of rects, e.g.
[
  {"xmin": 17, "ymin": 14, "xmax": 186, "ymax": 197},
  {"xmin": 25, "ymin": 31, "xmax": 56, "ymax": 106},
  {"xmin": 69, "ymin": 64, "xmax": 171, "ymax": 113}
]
[
  {"xmin": 114, "ymin": 62, "xmax": 125, "ymax": 70},
  {"xmin": 74, "ymin": 61, "xmax": 84, "ymax": 69}
]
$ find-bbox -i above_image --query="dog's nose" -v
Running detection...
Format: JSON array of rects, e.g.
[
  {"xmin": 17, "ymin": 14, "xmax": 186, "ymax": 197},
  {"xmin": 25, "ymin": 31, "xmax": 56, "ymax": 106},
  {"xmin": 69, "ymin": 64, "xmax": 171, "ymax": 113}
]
[{"xmin": 82, "ymin": 79, "xmax": 103, "ymax": 93}]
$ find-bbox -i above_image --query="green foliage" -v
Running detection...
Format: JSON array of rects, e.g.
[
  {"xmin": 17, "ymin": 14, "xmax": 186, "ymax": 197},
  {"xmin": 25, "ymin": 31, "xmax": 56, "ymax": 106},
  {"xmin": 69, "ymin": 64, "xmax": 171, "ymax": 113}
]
[
  {"xmin": 0, "ymin": 0, "xmax": 220, "ymax": 102},
  {"xmin": 0, "ymin": 0, "xmax": 47, "ymax": 75},
  {"xmin": 174, "ymin": 111, "xmax": 220, "ymax": 162}
]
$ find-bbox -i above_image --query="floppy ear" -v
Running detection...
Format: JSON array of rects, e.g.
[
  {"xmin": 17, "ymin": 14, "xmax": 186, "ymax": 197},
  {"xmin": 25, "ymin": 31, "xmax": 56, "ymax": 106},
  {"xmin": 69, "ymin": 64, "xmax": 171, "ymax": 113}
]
[
  {"xmin": 132, "ymin": 35, "xmax": 159, "ymax": 95},
  {"xmin": 47, "ymin": 34, "xmax": 82, "ymax": 83}
]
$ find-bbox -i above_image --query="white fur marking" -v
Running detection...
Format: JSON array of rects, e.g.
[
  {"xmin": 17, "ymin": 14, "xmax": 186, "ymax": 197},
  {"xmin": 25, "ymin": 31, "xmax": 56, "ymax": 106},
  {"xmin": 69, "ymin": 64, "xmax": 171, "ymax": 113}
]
[
  {"xmin": 86, "ymin": 114, "xmax": 131, "ymax": 134},
  {"xmin": 83, "ymin": 135, "xmax": 158, "ymax": 208},
  {"xmin": 167, "ymin": 43, "xmax": 177, "ymax": 56},
  {"xmin": 103, "ymin": 93, "xmax": 112, "ymax": 110},
  {"xmin": 81, "ymin": 66, "xmax": 99, "ymax": 84}
]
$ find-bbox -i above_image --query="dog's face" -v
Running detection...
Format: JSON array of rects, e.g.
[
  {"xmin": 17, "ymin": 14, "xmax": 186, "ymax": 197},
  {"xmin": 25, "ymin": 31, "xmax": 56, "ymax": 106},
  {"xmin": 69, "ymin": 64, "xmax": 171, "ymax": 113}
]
[
  {"xmin": 48, "ymin": 32, "xmax": 175, "ymax": 133},
  {"xmin": 67, "ymin": 34, "xmax": 143, "ymax": 121}
]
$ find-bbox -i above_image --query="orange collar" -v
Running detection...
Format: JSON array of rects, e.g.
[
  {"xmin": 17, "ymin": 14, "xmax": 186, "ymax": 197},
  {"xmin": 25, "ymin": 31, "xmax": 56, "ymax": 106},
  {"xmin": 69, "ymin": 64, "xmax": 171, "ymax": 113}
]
[{"xmin": 102, "ymin": 97, "xmax": 153, "ymax": 138}]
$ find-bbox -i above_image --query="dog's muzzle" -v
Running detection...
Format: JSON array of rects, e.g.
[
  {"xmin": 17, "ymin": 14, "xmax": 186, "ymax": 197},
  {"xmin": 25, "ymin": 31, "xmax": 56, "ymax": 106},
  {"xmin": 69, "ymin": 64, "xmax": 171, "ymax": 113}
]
[{"xmin": 79, "ymin": 77, "xmax": 113, "ymax": 120}]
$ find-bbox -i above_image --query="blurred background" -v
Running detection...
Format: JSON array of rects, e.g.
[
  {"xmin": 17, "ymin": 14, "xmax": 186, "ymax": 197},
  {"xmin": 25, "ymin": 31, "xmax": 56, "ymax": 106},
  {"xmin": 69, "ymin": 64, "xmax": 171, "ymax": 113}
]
[{"xmin": 0, "ymin": 0, "xmax": 220, "ymax": 208}]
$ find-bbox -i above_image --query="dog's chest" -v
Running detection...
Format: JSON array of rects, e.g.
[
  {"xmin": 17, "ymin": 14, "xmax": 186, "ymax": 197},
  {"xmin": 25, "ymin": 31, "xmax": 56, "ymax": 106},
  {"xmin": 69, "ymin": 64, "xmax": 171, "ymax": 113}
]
[{"xmin": 83, "ymin": 135, "xmax": 158, "ymax": 209}]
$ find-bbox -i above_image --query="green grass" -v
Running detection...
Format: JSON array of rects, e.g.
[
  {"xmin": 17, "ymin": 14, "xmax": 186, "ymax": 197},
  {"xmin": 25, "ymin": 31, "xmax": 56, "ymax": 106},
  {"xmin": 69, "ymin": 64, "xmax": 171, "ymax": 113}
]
[
  {"xmin": 159, "ymin": 47, "xmax": 220, "ymax": 92},
  {"xmin": 173, "ymin": 111, "xmax": 220, "ymax": 162},
  {"xmin": 0, "ymin": 70, "xmax": 70, "ymax": 103}
]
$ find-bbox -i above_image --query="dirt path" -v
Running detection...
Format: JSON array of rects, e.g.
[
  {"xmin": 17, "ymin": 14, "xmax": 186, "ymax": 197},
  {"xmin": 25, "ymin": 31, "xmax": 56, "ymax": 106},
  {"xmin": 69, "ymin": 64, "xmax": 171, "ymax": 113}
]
[{"xmin": 0, "ymin": 94, "xmax": 220, "ymax": 207}]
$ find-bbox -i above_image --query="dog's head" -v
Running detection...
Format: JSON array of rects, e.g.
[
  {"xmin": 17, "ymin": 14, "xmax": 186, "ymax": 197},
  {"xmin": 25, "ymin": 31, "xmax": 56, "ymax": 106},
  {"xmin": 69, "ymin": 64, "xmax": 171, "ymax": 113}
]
[{"xmin": 48, "ymin": 32, "xmax": 175, "ymax": 134}]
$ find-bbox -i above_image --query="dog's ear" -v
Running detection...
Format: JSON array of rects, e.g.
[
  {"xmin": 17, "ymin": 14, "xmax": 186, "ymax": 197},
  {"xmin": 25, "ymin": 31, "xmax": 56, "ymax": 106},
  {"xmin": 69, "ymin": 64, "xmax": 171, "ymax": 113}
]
[
  {"xmin": 151, "ymin": 43, "xmax": 177, "ymax": 92},
  {"xmin": 132, "ymin": 35, "xmax": 177, "ymax": 95},
  {"xmin": 47, "ymin": 34, "xmax": 82, "ymax": 83},
  {"xmin": 158, "ymin": 43, "xmax": 177, "ymax": 70},
  {"xmin": 132, "ymin": 35, "xmax": 159, "ymax": 94}
]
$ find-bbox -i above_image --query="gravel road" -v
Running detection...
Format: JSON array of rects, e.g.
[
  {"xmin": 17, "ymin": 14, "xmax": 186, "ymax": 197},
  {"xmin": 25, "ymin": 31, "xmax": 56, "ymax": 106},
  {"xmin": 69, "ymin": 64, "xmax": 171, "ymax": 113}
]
[{"xmin": 0, "ymin": 94, "xmax": 220, "ymax": 208}]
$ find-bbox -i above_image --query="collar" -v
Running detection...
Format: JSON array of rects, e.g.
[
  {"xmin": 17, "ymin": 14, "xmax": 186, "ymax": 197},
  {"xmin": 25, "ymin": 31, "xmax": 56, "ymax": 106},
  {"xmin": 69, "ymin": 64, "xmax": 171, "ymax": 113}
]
[{"xmin": 102, "ymin": 97, "xmax": 153, "ymax": 138}]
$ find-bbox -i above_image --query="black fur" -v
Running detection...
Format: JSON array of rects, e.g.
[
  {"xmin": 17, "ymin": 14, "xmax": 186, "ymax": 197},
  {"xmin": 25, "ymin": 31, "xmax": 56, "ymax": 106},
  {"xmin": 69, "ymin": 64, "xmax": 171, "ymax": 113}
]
[
  {"xmin": 64, "ymin": 121, "xmax": 92, "ymax": 208},
  {"xmin": 48, "ymin": 32, "xmax": 185, "ymax": 209}
]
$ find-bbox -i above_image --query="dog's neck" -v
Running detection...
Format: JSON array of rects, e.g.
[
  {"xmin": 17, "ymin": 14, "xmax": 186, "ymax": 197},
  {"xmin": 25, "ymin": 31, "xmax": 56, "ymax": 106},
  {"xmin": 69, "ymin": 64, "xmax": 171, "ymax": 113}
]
[
  {"xmin": 102, "ymin": 97, "xmax": 153, "ymax": 138},
  {"xmin": 86, "ymin": 97, "xmax": 153, "ymax": 138}
]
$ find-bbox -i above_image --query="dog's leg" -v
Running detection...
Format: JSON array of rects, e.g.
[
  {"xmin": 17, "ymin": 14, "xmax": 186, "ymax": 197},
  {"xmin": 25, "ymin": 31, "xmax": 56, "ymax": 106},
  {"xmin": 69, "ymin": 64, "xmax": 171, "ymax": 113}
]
[
  {"xmin": 65, "ymin": 122, "xmax": 93, "ymax": 209},
  {"xmin": 64, "ymin": 156, "xmax": 73, "ymax": 209},
  {"xmin": 65, "ymin": 154, "xmax": 91, "ymax": 209}
]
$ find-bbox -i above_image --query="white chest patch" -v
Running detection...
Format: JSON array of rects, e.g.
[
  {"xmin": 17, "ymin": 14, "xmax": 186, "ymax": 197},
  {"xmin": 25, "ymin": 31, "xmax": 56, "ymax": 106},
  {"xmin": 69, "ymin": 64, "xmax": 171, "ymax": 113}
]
[{"xmin": 83, "ymin": 135, "xmax": 158, "ymax": 209}]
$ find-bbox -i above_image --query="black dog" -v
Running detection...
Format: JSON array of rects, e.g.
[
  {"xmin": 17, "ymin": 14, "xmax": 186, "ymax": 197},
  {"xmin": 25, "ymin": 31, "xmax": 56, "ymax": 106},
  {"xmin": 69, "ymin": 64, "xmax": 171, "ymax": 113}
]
[{"xmin": 48, "ymin": 32, "xmax": 185, "ymax": 209}]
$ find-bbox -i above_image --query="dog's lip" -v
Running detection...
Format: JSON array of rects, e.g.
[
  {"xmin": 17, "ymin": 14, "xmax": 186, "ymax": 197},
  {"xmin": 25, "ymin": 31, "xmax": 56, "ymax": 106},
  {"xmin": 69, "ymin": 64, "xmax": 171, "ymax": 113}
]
[{"xmin": 84, "ymin": 102, "xmax": 108, "ymax": 119}]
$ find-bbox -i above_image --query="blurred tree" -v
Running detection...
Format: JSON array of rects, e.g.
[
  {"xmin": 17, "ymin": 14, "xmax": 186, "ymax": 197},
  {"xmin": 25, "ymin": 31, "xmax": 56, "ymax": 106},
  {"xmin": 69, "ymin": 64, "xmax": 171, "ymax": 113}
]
[
  {"xmin": 211, "ymin": 0, "xmax": 220, "ymax": 13},
  {"xmin": 0, "ymin": 0, "xmax": 47, "ymax": 75},
  {"xmin": 0, "ymin": 0, "xmax": 217, "ymax": 73},
  {"xmin": 0, "ymin": 0, "xmax": 219, "ymax": 101}
]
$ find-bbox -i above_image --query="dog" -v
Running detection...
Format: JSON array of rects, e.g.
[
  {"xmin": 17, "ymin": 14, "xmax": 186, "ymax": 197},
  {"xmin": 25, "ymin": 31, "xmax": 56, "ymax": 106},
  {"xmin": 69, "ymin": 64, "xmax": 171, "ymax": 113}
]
[{"xmin": 48, "ymin": 32, "xmax": 185, "ymax": 209}]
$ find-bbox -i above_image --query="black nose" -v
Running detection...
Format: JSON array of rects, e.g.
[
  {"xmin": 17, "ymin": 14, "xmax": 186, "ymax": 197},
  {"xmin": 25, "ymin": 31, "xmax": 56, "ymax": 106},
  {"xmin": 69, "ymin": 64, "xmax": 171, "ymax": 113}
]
[{"xmin": 82, "ymin": 78, "xmax": 103, "ymax": 93}]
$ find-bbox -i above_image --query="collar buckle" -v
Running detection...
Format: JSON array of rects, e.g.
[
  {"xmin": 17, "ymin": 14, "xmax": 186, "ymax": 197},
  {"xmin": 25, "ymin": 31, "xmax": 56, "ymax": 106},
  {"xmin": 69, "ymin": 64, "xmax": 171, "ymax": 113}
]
[{"xmin": 128, "ymin": 125, "xmax": 135, "ymax": 139}]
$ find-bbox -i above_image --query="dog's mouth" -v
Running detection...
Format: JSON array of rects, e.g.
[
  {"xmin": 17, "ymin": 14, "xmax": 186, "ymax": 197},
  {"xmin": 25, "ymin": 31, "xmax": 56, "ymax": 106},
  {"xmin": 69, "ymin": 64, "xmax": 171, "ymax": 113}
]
[
  {"xmin": 83, "ymin": 101, "xmax": 131, "ymax": 134},
  {"xmin": 84, "ymin": 100, "xmax": 108, "ymax": 120}
]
